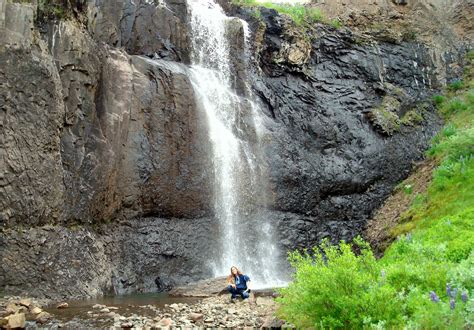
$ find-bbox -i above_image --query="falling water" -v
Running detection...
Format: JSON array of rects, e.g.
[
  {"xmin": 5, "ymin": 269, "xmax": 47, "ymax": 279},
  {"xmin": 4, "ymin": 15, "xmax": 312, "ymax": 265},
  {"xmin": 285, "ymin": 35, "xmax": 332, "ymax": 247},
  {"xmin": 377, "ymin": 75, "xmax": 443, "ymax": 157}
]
[{"xmin": 186, "ymin": 0, "xmax": 285, "ymax": 288}]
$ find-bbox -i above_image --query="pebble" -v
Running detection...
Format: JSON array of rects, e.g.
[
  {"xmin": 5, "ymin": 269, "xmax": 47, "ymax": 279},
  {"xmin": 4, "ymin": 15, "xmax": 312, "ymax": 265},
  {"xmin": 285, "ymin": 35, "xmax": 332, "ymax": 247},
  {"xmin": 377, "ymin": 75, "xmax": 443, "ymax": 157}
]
[
  {"xmin": 56, "ymin": 302, "xmax": 69, "ymax": 309},
  {"xmin": 92, "ymin": 304, "xmax": 106, "ymax": 309}
]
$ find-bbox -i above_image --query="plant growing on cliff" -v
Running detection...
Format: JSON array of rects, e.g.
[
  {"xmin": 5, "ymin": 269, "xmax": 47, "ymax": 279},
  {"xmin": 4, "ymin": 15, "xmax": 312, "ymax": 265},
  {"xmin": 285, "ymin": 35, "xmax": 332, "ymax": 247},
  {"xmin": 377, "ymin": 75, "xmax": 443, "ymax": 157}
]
[{"xmin": 232, "ymin": 0, "xmax": 324, "ymax": 26}]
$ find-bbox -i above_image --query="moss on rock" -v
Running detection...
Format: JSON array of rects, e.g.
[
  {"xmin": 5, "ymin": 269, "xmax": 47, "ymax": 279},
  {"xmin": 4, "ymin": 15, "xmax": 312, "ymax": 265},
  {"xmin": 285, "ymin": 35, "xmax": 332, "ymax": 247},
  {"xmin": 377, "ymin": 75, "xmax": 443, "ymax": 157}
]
[{"xmin": 368, "ymin": 96, "xmax": 402, "ymax": 135}]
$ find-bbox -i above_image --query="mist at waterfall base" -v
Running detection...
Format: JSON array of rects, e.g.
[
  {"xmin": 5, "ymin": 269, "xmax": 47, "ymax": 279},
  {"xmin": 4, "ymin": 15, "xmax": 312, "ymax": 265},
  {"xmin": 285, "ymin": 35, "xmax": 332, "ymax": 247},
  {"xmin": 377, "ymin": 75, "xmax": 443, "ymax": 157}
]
[{"xmin": 186, "ymin": 0, "xmax": 288, "ymax": 289}]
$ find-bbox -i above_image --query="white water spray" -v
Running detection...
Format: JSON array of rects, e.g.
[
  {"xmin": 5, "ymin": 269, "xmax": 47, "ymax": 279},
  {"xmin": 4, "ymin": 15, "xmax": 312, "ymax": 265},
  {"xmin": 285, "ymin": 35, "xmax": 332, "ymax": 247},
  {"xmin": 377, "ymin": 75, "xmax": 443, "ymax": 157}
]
[{"xmin": 186, "ymin": 0, "xmax": 285, "ymax": 288}]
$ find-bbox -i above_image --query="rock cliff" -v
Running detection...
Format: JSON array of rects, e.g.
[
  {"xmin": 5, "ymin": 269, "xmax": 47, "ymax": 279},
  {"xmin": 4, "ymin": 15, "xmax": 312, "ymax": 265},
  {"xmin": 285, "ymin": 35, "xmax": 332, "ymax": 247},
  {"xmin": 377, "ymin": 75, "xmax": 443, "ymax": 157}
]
[{"xmin": 0, "ymin": 0, "xmax": 471, "ymax": 298}]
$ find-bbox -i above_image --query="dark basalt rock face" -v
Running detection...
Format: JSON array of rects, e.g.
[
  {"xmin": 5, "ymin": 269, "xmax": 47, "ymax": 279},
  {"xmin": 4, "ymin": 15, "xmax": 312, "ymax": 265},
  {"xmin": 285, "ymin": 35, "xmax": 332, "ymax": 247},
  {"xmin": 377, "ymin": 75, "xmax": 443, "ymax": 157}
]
[
  {"xmin": 0, "ymin": 217, "xmax": 216, "ymax": 298},
  {"xmin": 0, "ymin": 0, "xmax": 469, "ymax": 298},
  {"xmin": 241, "ymin": 8, "xmax": 447, "ymax": 249}
]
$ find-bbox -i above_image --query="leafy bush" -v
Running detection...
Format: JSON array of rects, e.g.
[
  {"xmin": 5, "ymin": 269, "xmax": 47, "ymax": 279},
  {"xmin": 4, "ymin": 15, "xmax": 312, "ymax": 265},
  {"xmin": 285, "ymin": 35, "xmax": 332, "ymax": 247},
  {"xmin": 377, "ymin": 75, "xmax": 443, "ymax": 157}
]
[{"xmin": 277, "ymin": 238, "xmax": 404, "ymax": 328}]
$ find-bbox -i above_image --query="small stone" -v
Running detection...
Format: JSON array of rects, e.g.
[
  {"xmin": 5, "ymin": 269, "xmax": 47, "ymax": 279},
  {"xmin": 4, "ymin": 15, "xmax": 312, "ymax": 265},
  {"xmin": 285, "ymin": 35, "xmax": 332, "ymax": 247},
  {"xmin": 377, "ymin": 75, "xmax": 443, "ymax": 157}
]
[
  {"xmin": 108, "ymin": 306, "xmax": 119, "ymax": 310},
  {"xmin": 92, "ymin": 304, "xmax": 106, "ymax": 309},
  {"xmin": 100, "ymin": 308, "xmax": 110, "ymax": 313},
  {"xmin": 159, "ymin": 317, "xmax": 173, "ymax": 327},
  {"xmin": 188, "ymin": 312, "xmax": 203, "ymax": 322},
  {"xmin": 106, "ymin": 312, "xmax": 117, "ymax": 317},
  {"xmin": 19, "ymin": 299, "xmax": 32, "ymax": 308},
  {"xmin": 36, "ymin": 311, "xmax": 52, "ymax": 324},
  {"xmin": 7, "ymin": 313, "xmax": 26, "ymax": 328},
  {"xmin": 56, "ymin": 302, "xmax": 69, "ymax": 309},
  {"xmin": 120, "ymin": 322, "xmax": 133, "ymax": 328},
  {"xmin": 261, "ymin": 316, "xmax": 284, "ymax": 328},
  {"xmin": 169, "ymin": 303, "xmax": 179, "ymax": 311},
  {"xmin": 31, "ymin": 306, "xmax": 43, "ymax": 315}
]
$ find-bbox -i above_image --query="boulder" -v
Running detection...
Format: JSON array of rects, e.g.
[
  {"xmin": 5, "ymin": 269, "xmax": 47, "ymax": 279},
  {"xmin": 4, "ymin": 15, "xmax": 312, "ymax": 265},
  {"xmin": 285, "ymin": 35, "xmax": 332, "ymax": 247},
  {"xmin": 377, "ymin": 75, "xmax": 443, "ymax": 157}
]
[
  {"xmin": 169, "ymin": 277, "xmax": 228, "ymax": 297},
  {"xmin": 30, "ymin": 307, "xmax": 42, "ymax": 315},
  {"xmin": 5, "ymin": 303, "xmax": 25, "ymax": 315},
  {"xmin": 35, "ymin": 311, "xmax": 52, "ymax": 324},
  {"xmin": 18, "ymin": 299, "xmax": 32, "ymax": 308},
  {"xmin": 7, "ymin": 313, "xmax": 26, "ymax": 329}
]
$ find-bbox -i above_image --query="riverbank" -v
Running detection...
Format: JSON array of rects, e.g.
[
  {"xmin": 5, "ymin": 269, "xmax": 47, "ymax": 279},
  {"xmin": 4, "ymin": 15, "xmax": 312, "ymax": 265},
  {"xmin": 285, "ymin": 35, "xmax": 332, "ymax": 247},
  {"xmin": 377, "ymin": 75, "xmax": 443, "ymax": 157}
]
[{"xmin": 0, "ymin": 293, "xmax": 284, "ymax": 328}]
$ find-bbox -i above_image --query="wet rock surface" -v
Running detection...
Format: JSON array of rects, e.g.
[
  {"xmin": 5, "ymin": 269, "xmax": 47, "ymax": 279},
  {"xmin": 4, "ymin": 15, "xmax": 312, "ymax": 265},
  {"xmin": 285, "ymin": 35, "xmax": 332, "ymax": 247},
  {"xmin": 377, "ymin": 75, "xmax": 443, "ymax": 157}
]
[
  {"xmin": 0, "ymin": 218, "xmax": 216, "ymax": 299},
  {"xmin": 86, "ymin": 0, "xmax": 190, "ymax": 62},
  {"xmin": 229, "ymin": 8, "xmax": 448, "ymax": 249}
]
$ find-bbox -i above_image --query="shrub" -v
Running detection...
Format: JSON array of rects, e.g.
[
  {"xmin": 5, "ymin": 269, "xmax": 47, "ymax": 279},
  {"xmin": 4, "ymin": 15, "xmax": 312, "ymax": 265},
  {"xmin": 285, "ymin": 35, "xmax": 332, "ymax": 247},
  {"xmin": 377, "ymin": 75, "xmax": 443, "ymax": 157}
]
[{"xmin": 277, "ymin": 238, "xmax": 404, "ymax": 328}]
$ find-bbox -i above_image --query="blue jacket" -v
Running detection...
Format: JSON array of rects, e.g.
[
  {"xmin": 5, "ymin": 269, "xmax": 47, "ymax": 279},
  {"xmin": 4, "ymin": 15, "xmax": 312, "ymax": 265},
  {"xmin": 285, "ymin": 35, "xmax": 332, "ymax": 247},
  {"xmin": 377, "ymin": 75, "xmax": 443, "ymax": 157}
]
[{"xmin": 234, "ymin": 274, "xmax": 250, "ymax": 290}]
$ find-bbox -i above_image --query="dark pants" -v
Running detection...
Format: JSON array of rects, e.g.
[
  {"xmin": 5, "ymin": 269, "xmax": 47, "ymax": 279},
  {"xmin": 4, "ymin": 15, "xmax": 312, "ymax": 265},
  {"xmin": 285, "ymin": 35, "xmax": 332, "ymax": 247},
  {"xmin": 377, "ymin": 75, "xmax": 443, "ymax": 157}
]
[{"xmin": 227, "ymin": 285, "xmax": 249, "ymax": 299}]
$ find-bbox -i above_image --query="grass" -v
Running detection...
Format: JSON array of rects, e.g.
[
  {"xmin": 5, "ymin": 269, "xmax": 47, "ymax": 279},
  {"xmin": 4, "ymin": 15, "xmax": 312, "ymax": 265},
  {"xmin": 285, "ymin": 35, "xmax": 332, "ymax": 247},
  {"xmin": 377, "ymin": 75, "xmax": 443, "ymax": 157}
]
[
  {"xmin": 393, "ymin": 54, "xmax": 474, "ymax": 236},
  {"xmin": 277, "ymin": 50, "xmax": 474, "ymax": 328},
  {"xmin": 232, "ymin": 0, "xmax": 329, "ymax": 27}
]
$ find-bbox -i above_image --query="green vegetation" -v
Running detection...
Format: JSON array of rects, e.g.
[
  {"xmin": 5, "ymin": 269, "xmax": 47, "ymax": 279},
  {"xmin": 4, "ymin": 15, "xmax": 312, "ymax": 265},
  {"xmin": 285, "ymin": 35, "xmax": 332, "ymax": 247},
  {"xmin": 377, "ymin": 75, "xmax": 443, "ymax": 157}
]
[
  {"xmin": 232, "ymin": 0, "xmax": 330, "ymax": 27},
  {"xmin": 369, "ymin": 95, "xmax": 403, "ymax": 135},
  {"xmin": 277, "ymin": 51, "xmax": 474, "ymax": 328},
  {"xmin": 400, "ymin": 108, "xmax": 424, "ymax": 126},
  {"xmin": 329, "ymin": 18, "xmax": 342, "ymax": 29}
]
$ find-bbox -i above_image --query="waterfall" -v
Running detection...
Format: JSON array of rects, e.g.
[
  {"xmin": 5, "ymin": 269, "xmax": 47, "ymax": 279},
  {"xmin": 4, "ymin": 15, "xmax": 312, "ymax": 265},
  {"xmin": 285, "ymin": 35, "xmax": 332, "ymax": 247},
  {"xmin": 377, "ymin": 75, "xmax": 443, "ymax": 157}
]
[{"xmin": 186, "ymin": 0, "xmax": 285, "ymax": 288}]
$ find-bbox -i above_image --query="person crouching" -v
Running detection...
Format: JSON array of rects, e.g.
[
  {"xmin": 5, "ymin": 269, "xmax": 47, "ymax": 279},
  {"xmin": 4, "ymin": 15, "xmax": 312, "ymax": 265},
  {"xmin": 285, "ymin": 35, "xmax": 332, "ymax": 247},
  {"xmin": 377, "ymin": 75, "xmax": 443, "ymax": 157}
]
[{"xmin": 226, "ymin": 266, "xmax": 251, "ymax": 302}]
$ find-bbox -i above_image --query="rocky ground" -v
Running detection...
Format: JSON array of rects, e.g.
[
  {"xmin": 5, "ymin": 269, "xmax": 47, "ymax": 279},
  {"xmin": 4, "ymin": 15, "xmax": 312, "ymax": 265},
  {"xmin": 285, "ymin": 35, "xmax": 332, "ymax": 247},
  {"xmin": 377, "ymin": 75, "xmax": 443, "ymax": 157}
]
[
  {"xmin": 0, "ymin": 296, "xmax": 53, "ymax": 328},
  {"xmin": 0, "ymin": 294, "xmax": 285, "ymax": 329}
]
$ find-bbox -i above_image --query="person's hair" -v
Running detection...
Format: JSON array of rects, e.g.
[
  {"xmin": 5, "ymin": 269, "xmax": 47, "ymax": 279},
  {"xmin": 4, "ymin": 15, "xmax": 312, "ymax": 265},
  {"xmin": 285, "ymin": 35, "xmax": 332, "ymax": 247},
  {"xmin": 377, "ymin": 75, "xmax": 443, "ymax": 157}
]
[{"xmin": 227, "ymin": 266, "xmax": 242, "ymax": 283}]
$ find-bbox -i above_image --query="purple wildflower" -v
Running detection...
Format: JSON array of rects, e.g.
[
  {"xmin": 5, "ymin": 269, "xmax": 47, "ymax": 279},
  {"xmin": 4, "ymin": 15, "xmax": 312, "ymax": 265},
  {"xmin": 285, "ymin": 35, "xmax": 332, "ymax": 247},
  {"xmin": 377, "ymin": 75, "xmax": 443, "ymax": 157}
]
[
  {"xmin": 381, "ymin": 269, "xmax": 386, "ymax": 279},
  {"xmin": 446, "ymin": 283, "xmax": 452, "ymax": 297},
  {"xmin": 450, "ymin": 299, "xmax": 455, "ymax": 310},
  {"xmin": 461, "ymin": 291, "xmax": 468, "ymax": 303},
  {"xmin": 451, "ymin": 288, "xmax": 458, "ymax": 299},
  {"xmin": 430, "ymin": 291, "xmax": 440, "ymax": 302},
  {"xmin": 406, "ymin": 233, "xmax": 412, "ymax": 242}
]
